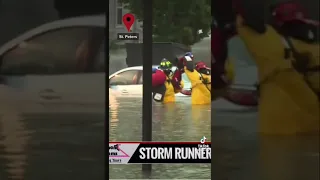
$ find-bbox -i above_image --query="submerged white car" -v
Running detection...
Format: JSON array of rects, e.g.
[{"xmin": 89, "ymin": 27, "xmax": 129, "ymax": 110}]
[
  {"xmin": 109, "ymin": 66, "xmax": 192, "ymax": 97},
  {"xmin": 0, "ymin": 15, "xmax": 107, "ymax": 180},
  {"xmin": 0, "ymin": 15, "xmax": 106, "ymax": 112}
]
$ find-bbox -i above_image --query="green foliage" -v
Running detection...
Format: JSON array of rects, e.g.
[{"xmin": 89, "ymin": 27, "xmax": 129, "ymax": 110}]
[{"xmin": 119, "ymin": 0, "xmax": 211, "ymax": 46}]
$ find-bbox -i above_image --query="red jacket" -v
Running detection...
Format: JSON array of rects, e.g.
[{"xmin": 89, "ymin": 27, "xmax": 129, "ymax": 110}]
[
  {"xmin": 171, "ymin": 70, "xmax": 183, "ymax": 90},
  {"xmin": 152, "ymin": 69, "xmax": 183, "ymax": 88},
  {"xmin": 152, "ymin": 70, "xmax": 166, "ymax": 87}
]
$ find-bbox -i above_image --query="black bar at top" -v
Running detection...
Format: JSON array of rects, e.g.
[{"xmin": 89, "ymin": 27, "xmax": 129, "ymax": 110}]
[{"xmin": 142, "ymin": 0, "xmax": 153, "ymax": 176}]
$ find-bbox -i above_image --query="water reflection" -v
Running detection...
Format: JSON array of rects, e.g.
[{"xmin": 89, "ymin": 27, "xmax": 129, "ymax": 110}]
[
  {"xmin": 0, "ymin": 111, "xmax": 31, "ymax": 180},
  {"xmin": 259, "ymin": 135, "xmax": 319, "ymax": 180},
  {"xmin": 109, "ymin": 97, "xmax": 211, "ymax": 179},
  {"xmin": 0, "ymin": 88, "xmax": 32, "ymax": 180},
  {"xmin": 191, "ymin": 105, "xmax": 211, "ymax": 137},
  {"xmin": 109, "ymin": 94, "xmax": 119, "ymax": 142},
  {"xmin": 212, "ymin": 107, "xmax": 319, "ymax": 180},
  {"xmin": 1, "ymin": 85, "xmax": 105, "ymax": 179}
]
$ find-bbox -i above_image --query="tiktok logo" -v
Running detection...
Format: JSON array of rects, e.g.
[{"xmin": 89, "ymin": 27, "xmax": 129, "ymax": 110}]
[{"xmin": 200, "ymin": 136, "xmax": 206, "ymax": 144}]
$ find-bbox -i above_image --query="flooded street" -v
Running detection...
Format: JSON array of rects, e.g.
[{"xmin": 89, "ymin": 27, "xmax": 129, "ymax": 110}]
[
  {"xmin": 0, "ymin": 97, "xmax": 317, "ymax": 179},
  {"xmin": 0, "ymin": 112, "xmax": 104, "ymax": 180},
  {"xmin": 109, "ymin": 36, "xmax": 318, "ymax": 179},
  {"xmin": 109, "ymin": 38, "xmax": 211, "ymax": 179},
  {"xmin": 109, "ymin": 96, "xmax": 318, "ymax": 179},
  {"xmin": 211, "ymin": 101, "xmax": 319, "ymax": 180},
  {"xmin": 109, "ymin": 97, "xmax": 211, "ymax": 179},
  {"xmin": 0, "ymin": 36, "xmax": 317, "ymax": 179}
]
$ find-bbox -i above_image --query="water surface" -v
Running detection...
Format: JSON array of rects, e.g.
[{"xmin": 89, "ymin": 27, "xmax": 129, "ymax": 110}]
[
  {"xmin": 0, "ymin": 111, "xmax": 104, "ymax": 180},
  {"xmin": 109, "ymin": 97, "xmax": 211, "ymax": 179}
]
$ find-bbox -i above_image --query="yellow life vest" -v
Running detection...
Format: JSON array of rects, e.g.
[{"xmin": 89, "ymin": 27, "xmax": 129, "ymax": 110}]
[{"xmin": 184, "ymin": 67, "xmax": 211, "ymax": 105}]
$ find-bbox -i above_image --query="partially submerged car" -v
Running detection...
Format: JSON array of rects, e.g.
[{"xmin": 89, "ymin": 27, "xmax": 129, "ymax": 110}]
[
  {"xmin": 0, "ymin": 15, "xmax": 105, "ymax": 112},
  {"xmin": 109, "ymin": 65, "xmax": 192, "ymax": 97},
  {"xmin": 0, "ymin": 15, "xmax": 106, "ymax": 179}
]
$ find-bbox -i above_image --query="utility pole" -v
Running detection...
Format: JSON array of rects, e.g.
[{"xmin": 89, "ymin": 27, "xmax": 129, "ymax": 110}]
[{"xmin": 142, "ymin": 0, "xmax": 152, "ymax": 177}]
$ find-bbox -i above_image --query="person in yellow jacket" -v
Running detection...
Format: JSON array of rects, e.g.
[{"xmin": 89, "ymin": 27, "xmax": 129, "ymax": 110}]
[
  {"xmin": 210, "ymin": 17, "xmax": 236, "ymax": 102},
  {"xmin": 211, "ymin": 2, "xmax": 319, "ymax": 179},
  {"xmin": 177, "ymin": 54, "xmax": 211, "ymax": 105},
  {"xmin": 289, "ymin": 39, "xmax": 320, "ymax": 98},
  {"xmin": 270, "ymin": 1, "xmax": 319, "ymax": 99},
  {"xmin": 212, "ymin": 58, "xmax": 235, "ymax": 100},
  {"xmin": 211, "ymin": 0, "xmax": 319, "ymax": 135},
  {"xmin": 152, "ymin": 59, "xmax": 184, "ymax": 103}
]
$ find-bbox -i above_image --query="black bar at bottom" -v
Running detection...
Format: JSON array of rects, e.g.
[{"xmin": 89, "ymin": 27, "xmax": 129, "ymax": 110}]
[{"xmin": 142, "ymin": 0, "xmax": 153, "ymax": 175}]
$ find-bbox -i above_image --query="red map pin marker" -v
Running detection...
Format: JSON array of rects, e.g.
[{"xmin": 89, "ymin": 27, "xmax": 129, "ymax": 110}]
[{"xmin": 122, "ymin": 13, "xmax": 135, "ymax": 32}]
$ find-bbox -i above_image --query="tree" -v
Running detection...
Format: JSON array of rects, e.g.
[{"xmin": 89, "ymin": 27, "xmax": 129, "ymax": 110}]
[{"xmin": 120, "ymin": 0, "xmax": 211, "ymax": 46}]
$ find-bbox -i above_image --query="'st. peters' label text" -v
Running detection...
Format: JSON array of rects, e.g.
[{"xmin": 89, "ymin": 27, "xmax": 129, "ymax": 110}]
[{"xmin": 117, "ymin": 33, "xmax": 139, "ymax": 40}]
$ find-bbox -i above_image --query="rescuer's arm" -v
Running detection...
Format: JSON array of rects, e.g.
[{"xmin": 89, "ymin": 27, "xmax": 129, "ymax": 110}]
[
  {"xmin": 174, "ymin": 80, "xmax": 184, "ymax": 94},
  {"xmin": 211, "ymin": 0, "xmax": 266, "ymax": 90},
  {"xmin": 211, "ymin": 19, "xmax": 236, "ymax": 91},
  {"xmin": 210, "ymin": 26, "xmax": 235, "ymax": 101},
  {"xmin": 180, "ymin": 80, "xmax": 184, "ymax": 89},
  {"xmin": 211, "ymin": 0, "xmax": 241, "ymax": 90},
  {"xmin": 172, "ymin": 69, "xmax": 184, "ymax": 93},
  {"xmin": 172, "ymin": 69, "xmax": 182, "ymax": 82},
  {"xmin": 210, "ymin": 0, "xmax": 240, "ymax": 100},
  {"xmin": 225, "ymin": 58, "xmax": 235, "ymax": 84},
  {"xmin": 176, "ymin": 56, "xmax": 199, "ymax": 82},
  {"xmin": 152, "ymin": 70, "xmax": 166, "ymax": 87}
]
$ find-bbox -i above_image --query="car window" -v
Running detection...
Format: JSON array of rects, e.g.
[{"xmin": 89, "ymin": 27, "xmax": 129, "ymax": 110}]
[
  {"xmin": 110, "ymin": 70, "xmax": 139, "ymax": 86},
  {"xmin": 0, "ymin": 27, "xmax": 104, "ymax": 75},
  {"xmin": 93, "ymin": 40, "xmax": 105, "ymax": 72},
  {"xmin": 138, "ymin": 70, "xmax": 143, "ymax": 84}
]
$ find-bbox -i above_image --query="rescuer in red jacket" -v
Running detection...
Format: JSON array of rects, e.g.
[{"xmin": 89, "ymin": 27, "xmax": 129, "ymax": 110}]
[{"xmin": 152, "ymin": 58, "xmax": 184, "ymax": 103}]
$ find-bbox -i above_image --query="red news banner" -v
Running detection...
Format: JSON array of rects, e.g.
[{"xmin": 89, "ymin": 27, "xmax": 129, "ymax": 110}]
[{"xmin": 109, "ymin": 141, "xmax": 211, "ymax": 164}]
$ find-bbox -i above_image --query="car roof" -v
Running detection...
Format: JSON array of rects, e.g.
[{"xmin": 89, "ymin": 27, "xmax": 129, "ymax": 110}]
[
  {"xmin": 120, "ymin": 65, "xmax": 177, "ymax": 70},
  {"xmin": 121, "ymin": 66, "xmax": 152, "ymax": 70},
  {"xmin": 0, "ymin": 15, "xmax": 105, "ymax": 54},
  {"xmin": 108, "ymin": 65, "xmax": 177, "ymax": 79}
]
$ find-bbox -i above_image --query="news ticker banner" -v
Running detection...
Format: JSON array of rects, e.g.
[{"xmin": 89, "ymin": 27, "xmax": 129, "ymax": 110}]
[{"xmin": 109, "ymin": 141, "xmax": 211, "ymax": 164}]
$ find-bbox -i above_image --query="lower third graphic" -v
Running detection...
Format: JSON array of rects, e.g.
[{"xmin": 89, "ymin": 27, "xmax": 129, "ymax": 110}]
[{"xmin": 109, "ymin": 143, "xmax": 130, "ymax": 164}]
